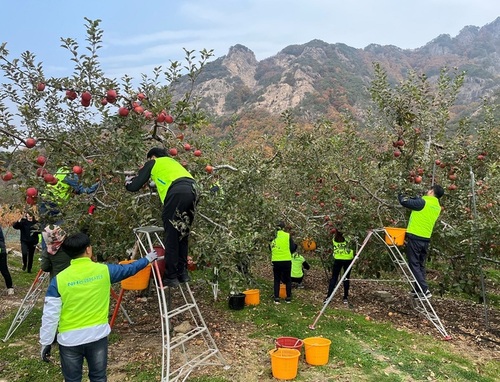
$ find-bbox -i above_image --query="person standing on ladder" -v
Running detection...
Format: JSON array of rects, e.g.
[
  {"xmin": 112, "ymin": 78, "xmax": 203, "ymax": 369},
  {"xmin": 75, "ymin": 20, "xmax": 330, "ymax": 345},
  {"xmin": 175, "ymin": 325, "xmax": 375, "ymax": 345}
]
[
  {"xmin": 398, "ymin": 185, "xmax": 444, "ymax": 299},
  {"xmin": 270, "ymin": 221, "xmax": 297, "ymax": 304},
  {"xmin": 125, "ymin": 147, "xmax": 198, "ymax": 288},
  {"xmin": 325, "ymin": 230, "xmax": 354, "ymax": 304}
]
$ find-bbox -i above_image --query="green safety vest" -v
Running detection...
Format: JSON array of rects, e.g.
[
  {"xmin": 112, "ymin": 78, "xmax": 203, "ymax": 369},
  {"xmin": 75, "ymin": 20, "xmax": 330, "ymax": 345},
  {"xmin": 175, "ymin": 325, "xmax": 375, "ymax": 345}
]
[
  {"xmin": 45, "ymin": 167, "xmax": 72, "ymax": 201},
  {"xmin": 406, "ymin": 195, "xmax": 441, "ymax": 239},
  {"xmin": 150, "ymin": 157, "xmax": 194, "ymax": 203},
  {"xmin": 271, "ymin": 230, "xmax": 292, "ymax": 261},
  {"xmin": 291, "ymin": 254, "xmax": 305, "ymax": 277},
  {"xmin": 333, "ymin": 239, "xmax": 354, "ymax": 260},
  {"xmin": 56, "ymin": 257, "xmax": 111, "ymax": 333}
]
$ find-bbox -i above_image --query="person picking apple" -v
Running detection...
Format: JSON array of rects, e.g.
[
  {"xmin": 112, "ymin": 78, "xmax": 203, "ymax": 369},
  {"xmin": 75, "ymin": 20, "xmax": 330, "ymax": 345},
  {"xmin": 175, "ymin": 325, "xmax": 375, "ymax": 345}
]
[
  {"xmin": 125, "ymin": 147, "xmax": 198, "ymax": 288},
  {"xmin": 398, "ymin": 184, "xmax": 444, "ymax": 299}
]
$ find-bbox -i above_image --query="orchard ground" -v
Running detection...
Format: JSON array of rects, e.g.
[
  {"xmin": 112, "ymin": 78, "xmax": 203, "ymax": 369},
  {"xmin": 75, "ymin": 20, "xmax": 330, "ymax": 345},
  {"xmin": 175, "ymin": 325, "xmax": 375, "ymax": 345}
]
[{"xmin": 1, "ymin": 236, "xmax": 498, "ymax": 381}]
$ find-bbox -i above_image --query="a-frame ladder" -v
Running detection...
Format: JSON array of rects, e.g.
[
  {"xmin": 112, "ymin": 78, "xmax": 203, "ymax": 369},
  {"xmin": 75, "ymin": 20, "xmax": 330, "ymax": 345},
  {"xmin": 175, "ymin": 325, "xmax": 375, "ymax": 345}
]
[
  {"xmin": 2, "ymin": 269, "xmax": 48, "ymax": 342},
  {"xmin": 310, "ymin": 228, "xmax": 451, "ymax": 340},
  {"xmin": 133, "ymin": 226, "xmax": 226, "ymax": 382}
]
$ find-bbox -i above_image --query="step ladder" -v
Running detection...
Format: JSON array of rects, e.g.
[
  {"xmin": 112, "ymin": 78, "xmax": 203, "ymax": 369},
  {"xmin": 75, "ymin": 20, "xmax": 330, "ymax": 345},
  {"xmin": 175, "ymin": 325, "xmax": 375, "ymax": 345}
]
[
  {"xmin": 2, "ymin": 269, "xmax": 48, "ymax": 342},
  {"xmin": 310, "ymin": 228, "xmax": 451, "ymax": 340},
  {"xmin": 133, "ymin": 226, "xmax": 227, "ymax": 382}
]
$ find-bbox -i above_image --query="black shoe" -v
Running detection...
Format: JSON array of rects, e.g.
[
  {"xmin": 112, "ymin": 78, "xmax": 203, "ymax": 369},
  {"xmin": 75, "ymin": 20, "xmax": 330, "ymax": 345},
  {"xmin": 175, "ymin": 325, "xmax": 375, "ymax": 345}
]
[
  {"xmin": 22, "ymin": 265, "xmax": 26, "ymax": 271},
  {"xmin": 178, "ymin": 271, "xmax": 191, "ymax": 283},
  {"xmin": 285, "ymin": 298, "xmax": 291, "ymax": 304},
  {"xmin": 162, "ymin": 277, "xmax": 180, "ymax": 288}
]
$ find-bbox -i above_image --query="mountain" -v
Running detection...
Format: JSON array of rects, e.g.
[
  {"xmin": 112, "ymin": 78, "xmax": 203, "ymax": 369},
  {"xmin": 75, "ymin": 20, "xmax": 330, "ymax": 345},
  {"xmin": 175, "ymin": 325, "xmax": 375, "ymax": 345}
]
[{"xmin": 179, "ymin": 17, "xmax": 500, "ymax": 129}]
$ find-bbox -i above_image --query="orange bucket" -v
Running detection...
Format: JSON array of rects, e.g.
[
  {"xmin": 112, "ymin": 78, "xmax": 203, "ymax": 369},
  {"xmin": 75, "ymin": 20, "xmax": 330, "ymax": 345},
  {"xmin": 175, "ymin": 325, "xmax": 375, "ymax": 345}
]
[
  {"xmin": 303, "ymin": 337, "xmax": 331, "ymax": 366},
  {"xmin": 384, "ymin": 227, "xmax": 406, "ymax": 246},
  {"xmin": 243, "ymin": 289, "xmax": 260, "ymax": 305},
  {"xmin": 279, "ymin": 283, "xmax": 287, "ymax": 299},
  {"xmin": 119, "ymin": 260, "xmax": 151, "ymax": 290},
  {"xmin": 269, "ymin": 348, "xmax": 300, "ymax": 380}
]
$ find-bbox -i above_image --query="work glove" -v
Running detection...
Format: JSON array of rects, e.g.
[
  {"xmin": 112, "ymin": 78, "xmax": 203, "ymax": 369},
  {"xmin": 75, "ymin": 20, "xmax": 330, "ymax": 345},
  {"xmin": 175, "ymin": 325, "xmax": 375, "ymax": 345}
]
[
  {"xmin": 88, "ymin": 205, "xmax": 96, "ymax": 215},
  {"xmin": 41, "ymin": 344, "xmax": 51, "ymax": 362},
  {"xmin": 124, "ymin": 175, "xmax": 134, "ymax": 186},
  {"xmin": 146, "ymin": 250, "xmax": 158, "ymax": 263}
]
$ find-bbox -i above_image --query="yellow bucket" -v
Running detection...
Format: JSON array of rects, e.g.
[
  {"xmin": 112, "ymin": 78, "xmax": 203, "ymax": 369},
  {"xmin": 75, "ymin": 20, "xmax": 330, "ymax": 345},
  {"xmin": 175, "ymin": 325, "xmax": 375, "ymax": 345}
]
[
  {"xmin": 384, "ymin": 227, "xmax": 406, "ymax": 246},
  {"xmin": 279, "ymin": 283, "xmax": 287, "ymax": 299},
  {"xmin": 303, "ymin": 337, "xmax": 331, "ymax": 366},
  {"xmin": 243, "ymin": 289, "xmax": 260, "ymax": 305},
  {"xmin": 269, "ymin": 348, "xmax": 300, "ymax": 380},
  {"xmin": 119, "ymin": 260, "xmax": 151, "ymax": 290}
]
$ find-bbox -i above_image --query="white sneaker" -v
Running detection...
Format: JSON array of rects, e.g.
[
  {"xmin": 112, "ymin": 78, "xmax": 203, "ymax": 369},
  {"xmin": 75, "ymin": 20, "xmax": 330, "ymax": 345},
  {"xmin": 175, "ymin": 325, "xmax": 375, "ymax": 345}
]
[{"xmin": 7, "ymin": 288, "xmax": 14, "ymax": 295}]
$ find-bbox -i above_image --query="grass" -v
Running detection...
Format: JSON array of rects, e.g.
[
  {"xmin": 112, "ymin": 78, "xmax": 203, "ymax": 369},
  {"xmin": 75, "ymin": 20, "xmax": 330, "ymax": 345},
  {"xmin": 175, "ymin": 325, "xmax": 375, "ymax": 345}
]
[{"xmin": 1, "ymin": 255, "xmax": 498, "ymax": 381}]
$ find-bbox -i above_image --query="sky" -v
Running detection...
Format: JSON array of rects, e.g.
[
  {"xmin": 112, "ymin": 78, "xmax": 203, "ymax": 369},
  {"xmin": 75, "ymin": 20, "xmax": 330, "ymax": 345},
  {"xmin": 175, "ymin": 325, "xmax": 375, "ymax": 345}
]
[{"xmin": 0, "ymin": 0, "xmax": 498, "ymax": 81}]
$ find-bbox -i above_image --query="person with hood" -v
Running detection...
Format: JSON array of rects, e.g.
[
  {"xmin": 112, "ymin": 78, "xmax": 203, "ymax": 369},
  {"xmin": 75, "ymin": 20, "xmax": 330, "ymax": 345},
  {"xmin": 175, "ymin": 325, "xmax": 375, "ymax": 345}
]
[
  {"xmin": 125, "ymin": 147, "xmax": 198, "ymax": 288},
  {"xmin": 290, "ymin": 251, "xmax": 310, "ymax": 288},
  {"xmin": 40, "ymin": 225, "xmax": 71, "ymax": 279},
  {"xmin": 270, "ymin": 221, "xmax": 297, "ymax": 304},
  {"xmin": 12, "ymin": 212, "xmax": 39, "ymax": 273},
  {"xmin": 398, "ymin": 184, "xmax": 444, "ymax": 298}
]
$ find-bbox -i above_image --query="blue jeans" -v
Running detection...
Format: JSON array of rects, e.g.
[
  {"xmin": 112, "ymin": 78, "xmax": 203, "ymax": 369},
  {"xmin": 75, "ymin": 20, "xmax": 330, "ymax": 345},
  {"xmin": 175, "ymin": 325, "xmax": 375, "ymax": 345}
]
[{"xmin": 59, "ymin": 336, "xmax": 108, "ymax": 382}]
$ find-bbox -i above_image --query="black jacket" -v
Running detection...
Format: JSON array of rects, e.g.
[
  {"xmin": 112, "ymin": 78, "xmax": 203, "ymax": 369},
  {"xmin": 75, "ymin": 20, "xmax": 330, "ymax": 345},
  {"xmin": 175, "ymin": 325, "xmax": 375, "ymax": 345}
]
[{"xmin": 13, "ymin": 218, "xmax": 39, "ymax": 245}]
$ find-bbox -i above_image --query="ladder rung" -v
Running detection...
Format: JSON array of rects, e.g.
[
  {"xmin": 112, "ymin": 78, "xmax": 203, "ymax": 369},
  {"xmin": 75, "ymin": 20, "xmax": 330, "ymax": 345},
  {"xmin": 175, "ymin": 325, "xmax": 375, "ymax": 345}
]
[
  {"xmin": 168, "ymin": 326, "xmax": 208, "ymax": 350},
  {"xmin": 168, "ymin": 348, "xmax": 222, "ymax": 381},
  {"xmin": 161, "ymin": 302, "xmax": 197, "ymax": 319}
]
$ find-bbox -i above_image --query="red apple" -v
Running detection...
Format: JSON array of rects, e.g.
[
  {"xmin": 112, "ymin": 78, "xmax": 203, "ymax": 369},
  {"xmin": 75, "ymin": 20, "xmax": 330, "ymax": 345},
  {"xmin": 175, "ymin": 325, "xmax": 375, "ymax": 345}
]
[
  {"xmin": 100, "ymin": 98, "xmax": 108, "ymax": 106},
  {"xmin": 396, "ymin": 139, "xmax": 405, "ymax": 147},
  {"xmin": 134, "ymin": 106, "xmax": 144, "ymax": 114},
  {"xmin": 137, "ymin": 92, "xmax": 146, "ymax": 100},
  {"xmin": 435, "ymin": 159, "xmax": 441, "ymax": 166},
  {"xmin": 164, "ymin": 114, "xmax": 174, "ymax": 124},
  {"xmin": 144, "ymin": 110, "xmax": 153, "ymax": 119},
  {"xmin": 36, "ymin": 167, "xmax": 48, "ymax": 177},
  {"xmin": 36, "ymin": 155, "xmax": 47, "ymax": 165},
  {"xmin": 25, "ymin": 138, "xmax": 36, "ymax": 148},
  {"xmin": 477, "ymin": 154, "xmax": 485, "ymax": 161},
  {"xmin": 106, "ymin": 89, "xmax": 117, "ymax": 103},
  {"xmin": 414, "ymin": 176, "xmax": 422, "ymax": 184},
  {"xmin": 49, "ymin": 177, "xmax": 59, "ymax": 185},
  {"xmin": 448, "ymin": 184, "xmax": 457, "ymax": 191},
  {"xmin": 417, "ymin": 168, "xmax": 424, "ymax": 175},
  {"xmin": 37, "ymin": 83, "xmax": 46, "ymax": 91},
  {"xmin": 393, "ymin": 150, "xmax": 401, "ymax": 158},
  {"xmin": 193, "ymin": 149, "xmax": 202, "ymax": 157},
  {"xmin": 2, "ymin": 171, "xmax": 13, "ymax": 181},
  {"xmin": 118, "ymin": 107, "xmax": 129, "ymax": 117},
  {"xmin": 205, "ymin": 165, "xmax": 213, "ymax": 174},
  {"xmin": 176, "ymin": 133, "xmax": 184, "ymax": 141},
  {"xmin": 183, "ymin": 143, "xmax": 191, "ymax": 151},
  {"xmin": 26, "ymin": 187, "xmax": 38, "ymax": 197},
  {"xmin": 43, "ymin": 173, "xmax": 55, "ymax": 183},
  {"xmin": 66, "ymin": 90, "xmax": 77, "ymax": 100},
  {"xmin": 448, "ymin": 174, "xmax": 457, "ymax": 181},
  {"xmin": 156, "ymin": 113, "xmax": 166, "ymax": 123},
  {"xmin": 26, "ymin": 196, "xmax": 37, "ymax": 205},
  {"xmin": 73, "ymin": 165, "xmax": 83, "ymax": 175},
  {"xmin": 81, "ymin": 91, "xmax": 92, "ymax": 103},
  {"xmin": 168, "ymin": 148, "xmax": 178, "ymax": 156}
]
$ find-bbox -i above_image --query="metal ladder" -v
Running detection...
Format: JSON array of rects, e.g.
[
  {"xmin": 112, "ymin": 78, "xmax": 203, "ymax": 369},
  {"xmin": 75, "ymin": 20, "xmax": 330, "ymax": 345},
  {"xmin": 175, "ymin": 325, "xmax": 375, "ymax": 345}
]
[
  {"xmin": 2, "ymin": 269, "xmax": 48, "ymax": 342},
  {"xmin": 310, "ymin": 228, "xmax": 451, "ymax": 340},
  {"xmin": 133, "ymin": 226, "xmax": 227, "ymax": 382}
]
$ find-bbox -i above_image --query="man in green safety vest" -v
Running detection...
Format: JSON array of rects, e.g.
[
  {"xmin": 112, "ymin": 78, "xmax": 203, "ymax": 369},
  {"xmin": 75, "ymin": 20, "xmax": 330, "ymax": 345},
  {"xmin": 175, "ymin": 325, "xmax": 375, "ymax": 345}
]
[
  {"xmin": 40, "ymin": 166, "xmax": 99, "ymax": 224},
  {"xmin": 398, "ymin": 185, "xmax": 444, "ymax": 299},
  {"xmin": 270, "ymin": 221, "xmax": 297, "ymax": 304},
  {"xmin": 125, "ymin": 147, "xmax": 198, "ymax": 288}
]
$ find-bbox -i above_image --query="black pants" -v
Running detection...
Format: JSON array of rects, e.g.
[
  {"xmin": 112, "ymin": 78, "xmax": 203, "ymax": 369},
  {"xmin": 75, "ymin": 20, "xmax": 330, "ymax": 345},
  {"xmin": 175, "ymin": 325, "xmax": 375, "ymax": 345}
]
[
  {"xmin": 327, "ymin": 259, "xmax": 353, "ymax": 299},
  {"xmin": 21, "ymin": 241, "xmax": 37, "ymax": 272},
  {"xmin": 161, "ymin": 180, "xmax": 197, "ymax": 280},
  {"xmin": 273, "ymin": 261, "xmax": 292, "ymax": 299},
  {"xmin": 0, "ymin": 250, "xmax": 13, "ymax": 289},
  {"xmin": 406, "ymin": 236, "xmax": 430, "ymax": 292}
]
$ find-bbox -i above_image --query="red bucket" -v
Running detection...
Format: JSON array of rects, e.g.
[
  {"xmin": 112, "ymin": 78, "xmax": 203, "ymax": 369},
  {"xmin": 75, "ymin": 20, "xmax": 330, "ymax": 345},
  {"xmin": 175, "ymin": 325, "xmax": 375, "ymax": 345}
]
[{"xmin": 276, "ymin": 337, "xmax": 304, "ymax": 352}]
